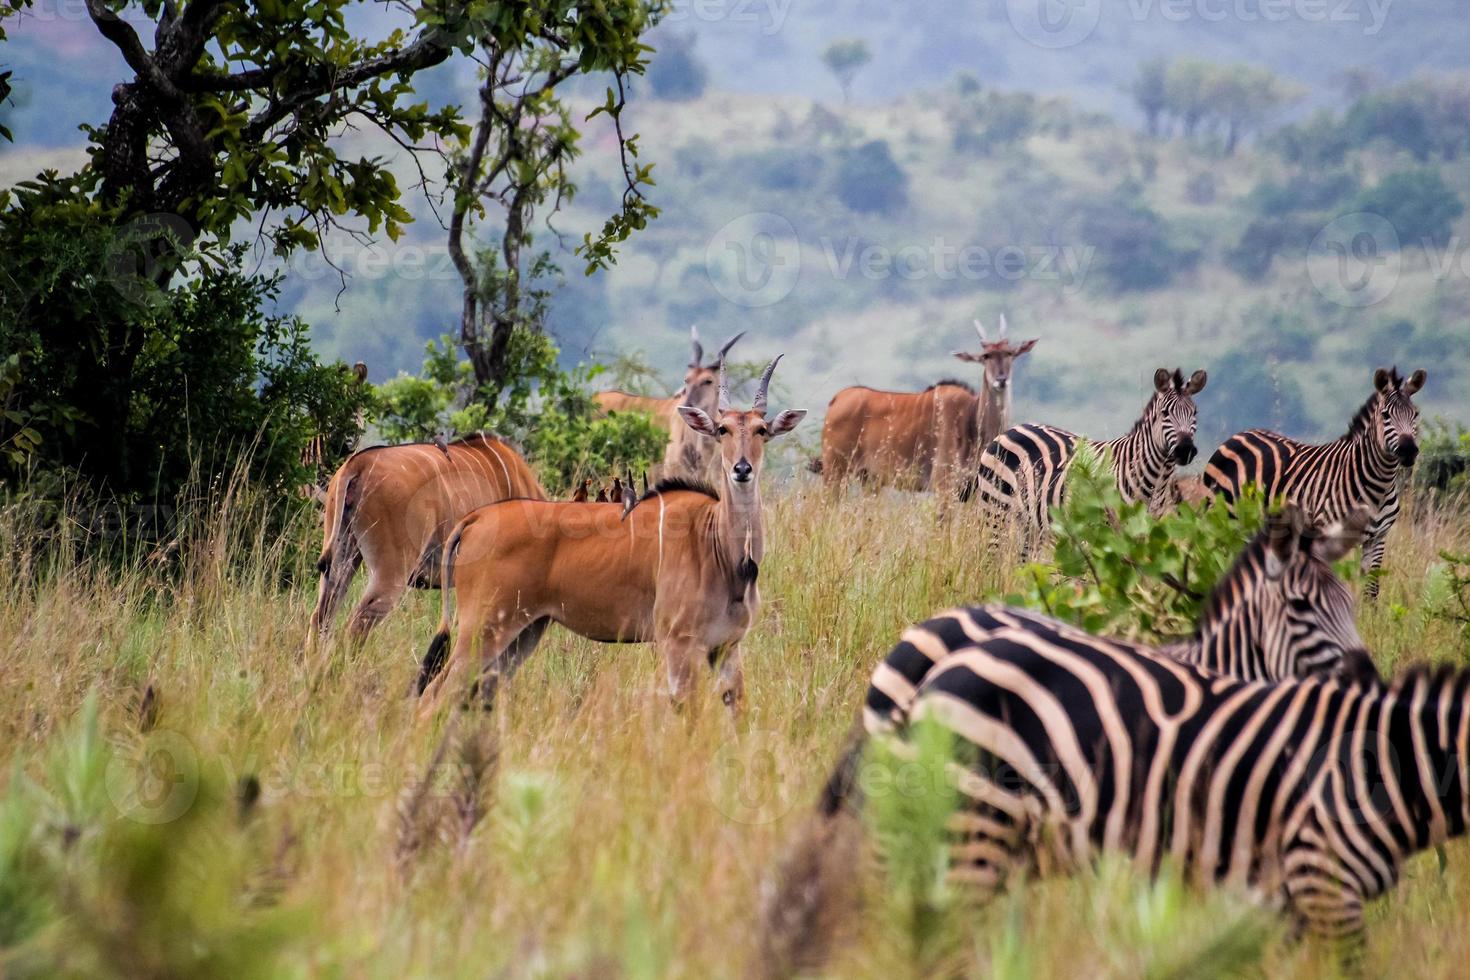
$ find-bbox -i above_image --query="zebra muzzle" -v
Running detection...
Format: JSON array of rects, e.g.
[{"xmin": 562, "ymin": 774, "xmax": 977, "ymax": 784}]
[{"xmin": 1173, "ymin": 438, "xmax": 1198, "ymax": 465}]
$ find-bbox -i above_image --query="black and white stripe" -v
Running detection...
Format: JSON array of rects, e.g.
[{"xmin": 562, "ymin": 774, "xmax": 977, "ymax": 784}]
[
  {"xmin": 972, "ymin": 368, "xmax": 1206, "ymax": 546},
  {"xmin": 1203, "ymin": 366, "xmax": 1426, "ymax": 599},
  {"xmin": 834, "ymin": 605, "xmax": 1462, "ymax": 943}
]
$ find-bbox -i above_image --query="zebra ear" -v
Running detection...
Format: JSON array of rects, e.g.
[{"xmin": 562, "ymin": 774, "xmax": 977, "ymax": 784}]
[
  {"xmin": 1373, "ymin": 367, "xmax": 1392, "ymax": 393},
  {"xmin": 1265, "ymin": 506, "xmax": 1306, "ymax": 577},
  {"xmin": 1184, "ymin": 369, "xmax": 1207, "ymax": 395},
  {"xmin": 1315, "ymin": 508, "xmax": 1372, "ymax": 563},
  {"xmin": 1339, "ymin": 648, "xmax": 1382, "ymax": 688},
  {"xmin": 1153, "ymin": 368, "xmax": 1172, "ymax": 392},
  {"xmin": 1404, "ymin": 368, "xmax": 1427, "ymax": 395}
]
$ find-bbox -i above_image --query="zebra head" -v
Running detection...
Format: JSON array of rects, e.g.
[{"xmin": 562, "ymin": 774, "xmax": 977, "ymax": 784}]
[
  {"xmin": 1258, "ymin": 505, "xmax": 1374, "ymax": 680},
  {"xmin": 954, "ymin": 316, "xmax": 1038, "ymax": 392},
  {"xmin": 1373, "ymin": 366, "xmax": 1427, "ymax": 467},
  {"xmin": 1150, "ymin": 367, "xmax": 1207, "ymax": 465}
]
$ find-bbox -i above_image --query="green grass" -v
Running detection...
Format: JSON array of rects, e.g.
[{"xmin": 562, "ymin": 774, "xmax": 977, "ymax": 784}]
[{"xmin": 0, "ymin": 485, "xmax": 1467, "ymax": 978}]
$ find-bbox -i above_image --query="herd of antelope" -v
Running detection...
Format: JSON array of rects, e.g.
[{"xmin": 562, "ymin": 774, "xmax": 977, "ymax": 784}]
[{"xmin": 305, "ymin": 319, "xmax": 1457, "ymax": 955}]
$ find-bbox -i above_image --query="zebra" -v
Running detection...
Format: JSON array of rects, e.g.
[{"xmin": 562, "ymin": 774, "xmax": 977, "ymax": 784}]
[
  {"xmin": 757, "ymin": 509, "xmax": 1380, "ymax": 975},
  {"xmin": 810, "ymin": 608, "xmax": 1463, "ymax": 949},
  {"xmin": 971, "ymin": 367, "xmax": 1207, "ymax": 550},
  {"xmin": 1203, "ymin": 366, "xmax": 1427, "ymax": 600}
]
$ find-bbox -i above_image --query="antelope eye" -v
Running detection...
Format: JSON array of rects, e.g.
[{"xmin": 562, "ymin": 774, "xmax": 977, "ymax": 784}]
[
  {"xmin": 716, "ymin": 425, "xmax": 730, "ymax": 436},
  {"xmin": 755, "ymin": 426, "xmax": 769, "ymax": 437}
]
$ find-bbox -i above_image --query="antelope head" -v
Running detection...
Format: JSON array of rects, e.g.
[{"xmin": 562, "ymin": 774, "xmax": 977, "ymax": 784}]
[
  {"xmin": 953, "ymin": 315, "xmax": 1037, "ymax": 392},
  {"xmin": 1372, "ymin": 366, "xmax": 1427, "ymax": 467},
  {"xmin": 677, "ymin": 355, "xmax": 805, "ymax": 492},
  {"xmin": 680, "ymin": 326, "xmax": 746, "ymax": 417}
]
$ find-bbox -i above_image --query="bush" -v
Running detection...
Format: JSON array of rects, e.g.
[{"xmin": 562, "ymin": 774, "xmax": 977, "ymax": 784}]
[
  {"xmin": 1078, "ymin": 181, "xmax": 1193, "ymax": 292},
  {"xmin": 834, "ymin": 140, "xmax": 908, "ymax": 215},
  {"xmin": 1352, "ymin": 169, "xmax": 1465, "ymax": 249},
  {"xmin": 375, "ymin": 331, "xmax": 665, "ymax": 495},
  {"xmin": 1008, "ymin": 443, "xmax": 1268, "ymax": 640},
  {"xmin": 0, "ymin": 176, "xmax": 370, "ymax": 508},
  {"xmin": 1247, "ymin": 170, "xmax": 1358, "ymax": 215},
  {"xmin": 1416, "ymin": 418, "xmax": 1470, "ymax": 501}
]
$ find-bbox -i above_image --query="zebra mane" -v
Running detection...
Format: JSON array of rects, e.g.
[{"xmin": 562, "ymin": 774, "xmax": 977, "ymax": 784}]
[
  {"xmin": 1195, "ymin": 525, "xmax": 1275, "ymax": 633},
  {"xmin": 1387, "ymin": 661, "xmax": 1469, "ymax": 697},
  {"xmin": 1344, "ymin": 390, "xmax": 1384, "ymax": 439}
]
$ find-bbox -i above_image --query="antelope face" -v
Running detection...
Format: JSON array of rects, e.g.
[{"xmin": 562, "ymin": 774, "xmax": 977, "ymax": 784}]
[
  {"xmin": 1152, "ymin": 367, "xmax": 1207, "ymax": 466},
  {"xmin": 954, "ymin": 338, "xmax": 1038, "ymax": 392},
  {"xmin": 1261, "ymin": 507, "xmax": 1373, "ymax": 680},
  {"xmin": 1373, "ymin": 366, "xmax": 1427, "ymax": 467},
  {"xmin": 676, "ymin": 354, "xmax": 806, "ymax": 491},
  {"xmin": 680, "ymin": 328, "xmax": 746, "ymax": 416}
]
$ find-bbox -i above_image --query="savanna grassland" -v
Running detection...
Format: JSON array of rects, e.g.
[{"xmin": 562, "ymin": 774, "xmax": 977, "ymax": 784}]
[{"xmin": 2, "ymin": 480, "xmax": 1468, "ymax": 979}]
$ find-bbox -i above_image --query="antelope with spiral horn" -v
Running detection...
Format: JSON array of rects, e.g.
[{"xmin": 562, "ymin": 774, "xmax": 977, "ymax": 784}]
[
  {"xmin": 417, "ymin": 355, "xmax": 806, "ymax": 717},
  {"xmin": 815, "ymin": 316, "xmax": 1037, "ymax": 497}
]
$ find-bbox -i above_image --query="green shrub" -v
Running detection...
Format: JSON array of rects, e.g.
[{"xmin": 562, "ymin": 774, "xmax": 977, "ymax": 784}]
[
  {"xmin": 1008, "ymin": 443, "xmax": 1268, "ymax": 641},
  {"xmin": 1352, "ymin": 169, "xmax": 1466, "ymax": 249},
  {"xmin": 0, "ymin": 175, "xmax": 371, "ymax": 507},
  {"xmin": 834, "ymin": 140, "xmax": 908, "ymax": 215},
  {"xmin": 1416, "ymin": 418, "xmax": 1470, "ymax": 501},
  {"xmin": 374, "ymin": 331, "xmax": 664, "ymax": 494}
]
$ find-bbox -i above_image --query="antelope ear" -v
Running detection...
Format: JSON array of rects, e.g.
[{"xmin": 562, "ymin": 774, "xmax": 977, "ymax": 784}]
[
  {"xmin": 1185, "ymin": 369, "xmax": 1207, "ymax": 395},
  {"xmin": 768, "ymin": 409, "xmax": 807, "ymax": 438},
  {"xmin": 1015, "ymin": 339, "xmax": 1038, "ymax": 355},
  {"xmin": 1373, "ymin": 367, "xmax": 1392, "ymax": 393},
  {"xmin": 1264, "ymin": 506, "xmax": 1305, "ymax": 578},
  {"xmin": 1154, "ymin": 368, "xmax": 1172, "ymax": 392},
  {"xmin": 677, "ymin": 406, "xmax": 720, "ymax": 438},
  {"xmin": 953, "ymin": 351, "xmax": 984, "ymax": 363},
  {"xmin": 1404, "ymin": 368, "xmax": 1427, "ymax": 395},
  {"xmin": 1315, "ymin": 508, "xmax": 1372, "ymax": 563}
]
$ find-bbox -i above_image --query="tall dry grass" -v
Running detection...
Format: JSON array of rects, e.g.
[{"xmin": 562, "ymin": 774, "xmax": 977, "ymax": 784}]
[{"xmin": 0, "ymin": 479, "xmax": 1467, "ymax": 978}]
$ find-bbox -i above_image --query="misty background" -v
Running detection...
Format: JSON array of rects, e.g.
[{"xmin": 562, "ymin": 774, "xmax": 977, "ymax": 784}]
[{"xmin": 3, "ymin": 0, "xmax": 1466, "ymax": 448}]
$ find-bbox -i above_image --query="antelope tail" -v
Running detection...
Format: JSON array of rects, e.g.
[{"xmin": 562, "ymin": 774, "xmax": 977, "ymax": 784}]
[
  {"xmin": 415, "ymin": 516, "xmax": 474, "ymax": 696},
  {"xmin": 318, "ymin": 470, "xmax": 359, "ymax": 575}
]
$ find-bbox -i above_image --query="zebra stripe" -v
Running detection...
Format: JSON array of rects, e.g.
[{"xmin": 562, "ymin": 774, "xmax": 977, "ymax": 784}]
[
  {"xmin": 850, "ymin": 605, "xmax": 1461, "ymax": 941},
  {"xmin": 973, "ymin": 368, "xmax": 1206, "ymax": 546},
  {"xmin": 1202, "ymin": 367, "xmax": 1426, "ymax": 599}
]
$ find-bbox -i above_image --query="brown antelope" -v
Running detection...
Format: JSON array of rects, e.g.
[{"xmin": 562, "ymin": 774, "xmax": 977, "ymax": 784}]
[
  {"xmin": 307, "ymin": 433, "xmax": 545, "ymax": 648},
  {"xmin": 594, "ymin": 327, "xmax": 745, "ymax": 480},
  {"xmin": 416, "ymin": 357, "xmax": 805, "ymax": 718},
  {"xmin": 816, "ymin": 317, "xmax": 1037, "ymax": 496}
]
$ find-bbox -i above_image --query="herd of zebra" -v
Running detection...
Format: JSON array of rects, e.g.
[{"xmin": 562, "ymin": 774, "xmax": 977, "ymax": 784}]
[{"xmin": 302, "ymin": 321, "xmax": 1449, "ymax": 956}]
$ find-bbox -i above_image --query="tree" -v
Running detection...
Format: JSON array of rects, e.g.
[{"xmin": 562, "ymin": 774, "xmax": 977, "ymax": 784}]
[
  {"xmin": 1164, "ymin": 59, "xmax": 1212, "ymax": 138},
  {"xmin": 821, "ymin": 38, "xmax": 871, "ymax": 105},
  {"xmin": 1353, "ymin": 169, "xmax": 1465, "ymax": 249},
  {"xmin": 1131, "ymin": 57, "xmax": 1168, "ymax": 138},
  {"xmin": 834, "ymin": 139, "xmax": 907, "ymax": 214},
  {"xmin": 1208, "ymin": 64, "xmax": 1303, "ymax": 155},
  {"xmin": 445, "ymin": 1, "xmax": 661, "ymax": 397},
  {"xmin": 647, "ymin": 30, "xmax": 707, "ymax": 101}
]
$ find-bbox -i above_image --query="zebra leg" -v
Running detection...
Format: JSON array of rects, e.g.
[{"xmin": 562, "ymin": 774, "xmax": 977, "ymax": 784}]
[
  {"xmin": 946, "ymin": 798, "xmax": 1032, "ymax": 900},
  {"xmin": 1359, "ymin": 524, "xmax": 1390, "ymax": 601},
  {"xmin": 1282, "ymin": 815, "xmax": 1369, "ymax": 953}
]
